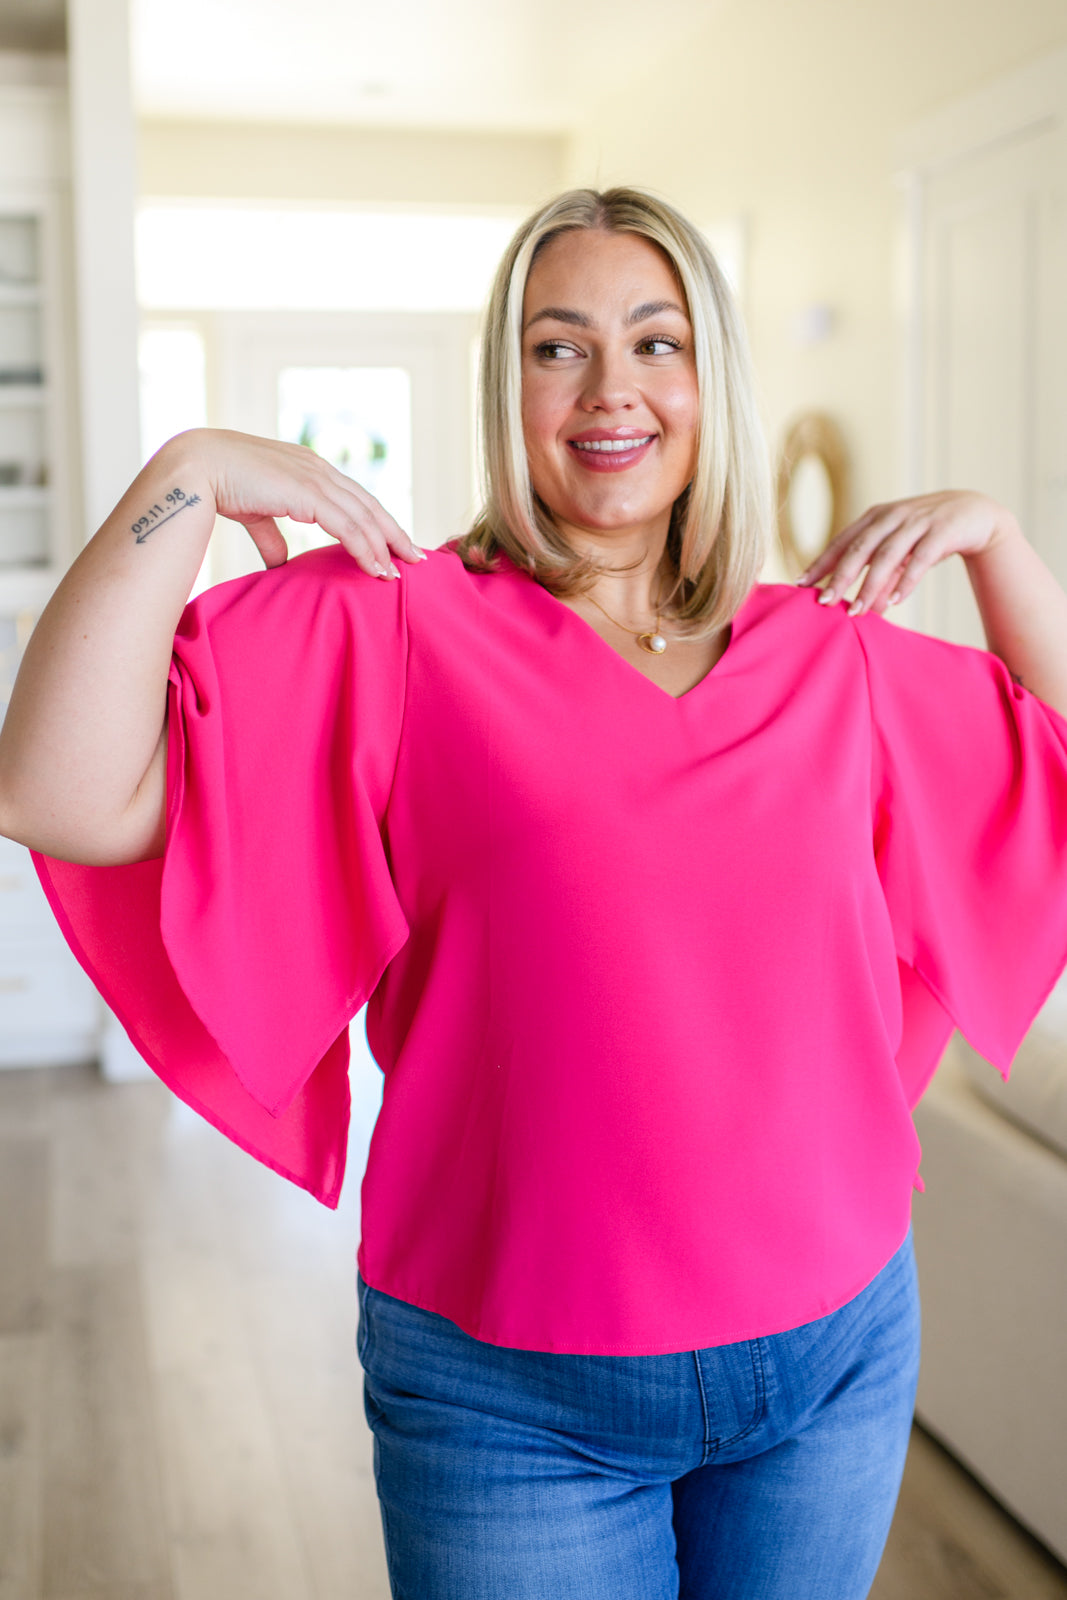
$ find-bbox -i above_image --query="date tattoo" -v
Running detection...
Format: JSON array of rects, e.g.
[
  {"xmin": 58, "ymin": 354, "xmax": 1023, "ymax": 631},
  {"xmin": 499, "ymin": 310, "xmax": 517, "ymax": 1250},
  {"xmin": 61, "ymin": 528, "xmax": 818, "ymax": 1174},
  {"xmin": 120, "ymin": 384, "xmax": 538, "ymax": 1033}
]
[{"xmin": 131, "ymin": 487, "xmax": 201, "ymax": 543}]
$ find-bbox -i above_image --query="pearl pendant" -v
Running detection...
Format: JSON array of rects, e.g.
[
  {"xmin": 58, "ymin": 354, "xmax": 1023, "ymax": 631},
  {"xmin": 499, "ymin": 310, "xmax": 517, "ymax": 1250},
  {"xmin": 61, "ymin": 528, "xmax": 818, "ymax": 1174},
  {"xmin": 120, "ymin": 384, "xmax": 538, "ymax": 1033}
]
[{"xmin": 638, "ymin": 631, "xmax": 668, "ymax": 655}]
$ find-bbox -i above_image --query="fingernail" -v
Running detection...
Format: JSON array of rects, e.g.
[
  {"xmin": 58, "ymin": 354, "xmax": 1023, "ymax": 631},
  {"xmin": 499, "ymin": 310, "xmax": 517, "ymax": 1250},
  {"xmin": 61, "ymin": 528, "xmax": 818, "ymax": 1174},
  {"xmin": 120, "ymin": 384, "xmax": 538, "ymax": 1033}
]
[
  {"xmin": 817, "ymin": 589, "xmax": 836, "ymax": 605},
  {"xmin": 847, "ymin": 598, "xmax": 865, "ymax": 617},
  {"xmin": 410, "ymin": 546, "xmax": 429, "ymax": 561},
  {"xmin": 795, "ymin": 572, "xmax": 811, "ymax": 585},
  {"xmin": 388, "ymin": 562, "xmax": 400, "ymax": 579},
  {"xmin": 888, "ymin": 589, "xmax": 901, "ymax": 605},
  {"xmin": 373, "ymin": 562, "xmax": 388, "ymax": 577}
]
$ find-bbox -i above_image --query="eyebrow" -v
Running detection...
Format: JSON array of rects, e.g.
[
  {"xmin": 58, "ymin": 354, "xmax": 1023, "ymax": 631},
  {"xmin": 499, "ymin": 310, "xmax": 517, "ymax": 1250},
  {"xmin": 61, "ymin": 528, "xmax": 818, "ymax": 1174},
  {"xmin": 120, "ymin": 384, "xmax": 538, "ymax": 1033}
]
[{"xmin": 523, "ymin": 299, "xmax": 687, "ymax": 333}]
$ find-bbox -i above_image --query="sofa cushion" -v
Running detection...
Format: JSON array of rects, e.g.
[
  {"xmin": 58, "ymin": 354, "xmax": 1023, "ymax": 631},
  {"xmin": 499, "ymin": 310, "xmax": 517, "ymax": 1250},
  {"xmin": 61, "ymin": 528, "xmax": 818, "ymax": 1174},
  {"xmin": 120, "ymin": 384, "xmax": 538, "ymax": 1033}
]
[{"xmin": 958, "ymin": 970, "xmax": 1067, "ymax": 1161}]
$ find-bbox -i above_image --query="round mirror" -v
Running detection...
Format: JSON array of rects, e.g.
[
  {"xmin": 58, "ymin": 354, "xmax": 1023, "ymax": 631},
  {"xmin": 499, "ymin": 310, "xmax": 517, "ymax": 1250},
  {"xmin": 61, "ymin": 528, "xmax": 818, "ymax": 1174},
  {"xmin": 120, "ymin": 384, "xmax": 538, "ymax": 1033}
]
[
  {"xmin": 787, "ymin": 452, "xmax": 835, "ymax": 559},
  {"xmin": 776, "ymin": 413, "xmax": 850, "ymax": 577}
]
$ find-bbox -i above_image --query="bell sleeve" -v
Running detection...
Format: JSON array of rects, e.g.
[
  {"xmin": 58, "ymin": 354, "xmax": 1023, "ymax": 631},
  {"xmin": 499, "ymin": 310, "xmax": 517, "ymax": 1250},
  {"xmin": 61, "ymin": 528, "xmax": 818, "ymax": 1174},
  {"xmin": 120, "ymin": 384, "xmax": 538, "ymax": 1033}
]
[
  {"xmin": 851, "ymin": 607, "xmax": 1067, "ymax": 1107},
  {"xmin": 32, "ymin": 545, "xmax": 411, "ymax": 1206}
]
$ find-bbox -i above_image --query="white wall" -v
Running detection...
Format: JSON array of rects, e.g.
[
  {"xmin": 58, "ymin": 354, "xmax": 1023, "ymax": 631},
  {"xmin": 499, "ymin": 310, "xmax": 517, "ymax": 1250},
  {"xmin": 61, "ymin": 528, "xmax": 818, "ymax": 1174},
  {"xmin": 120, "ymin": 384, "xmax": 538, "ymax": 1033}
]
[
  {"xmin": 132, "ymin": 6, "xmax": 1067, "ymax": 539},
  {"xmin": 565, "ymin": 0, "xmax": 1067, "ymax": 521}
]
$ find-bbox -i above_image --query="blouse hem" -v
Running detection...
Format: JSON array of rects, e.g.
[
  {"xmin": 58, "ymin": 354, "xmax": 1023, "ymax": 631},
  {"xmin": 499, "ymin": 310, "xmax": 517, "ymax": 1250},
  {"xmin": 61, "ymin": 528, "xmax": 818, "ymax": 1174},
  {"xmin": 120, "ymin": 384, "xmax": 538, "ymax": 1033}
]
[{"xmin": 356, "ymin": 1217, "xmax": 914, "ymax": 1356}]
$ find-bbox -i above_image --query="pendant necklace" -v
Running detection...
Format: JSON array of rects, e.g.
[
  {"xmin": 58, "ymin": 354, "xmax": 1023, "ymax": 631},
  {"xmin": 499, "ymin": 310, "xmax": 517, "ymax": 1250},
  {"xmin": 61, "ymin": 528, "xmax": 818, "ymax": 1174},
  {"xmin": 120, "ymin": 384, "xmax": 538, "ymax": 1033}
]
[{"xmin": 584, "ymin": 588, "xmax": 671, "ymax": 655}]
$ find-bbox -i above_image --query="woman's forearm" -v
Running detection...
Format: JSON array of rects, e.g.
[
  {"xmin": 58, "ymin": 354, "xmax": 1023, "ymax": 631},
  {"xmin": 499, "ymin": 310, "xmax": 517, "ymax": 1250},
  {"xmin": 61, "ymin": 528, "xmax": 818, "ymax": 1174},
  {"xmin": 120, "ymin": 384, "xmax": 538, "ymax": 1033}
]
[
  {"xmin": 963, "ymin": 515, "xmax": 1067, "ymax": 722},
  {"xmin": 0, "ymin": 432, "xmax": 217, "ymax": 864}
]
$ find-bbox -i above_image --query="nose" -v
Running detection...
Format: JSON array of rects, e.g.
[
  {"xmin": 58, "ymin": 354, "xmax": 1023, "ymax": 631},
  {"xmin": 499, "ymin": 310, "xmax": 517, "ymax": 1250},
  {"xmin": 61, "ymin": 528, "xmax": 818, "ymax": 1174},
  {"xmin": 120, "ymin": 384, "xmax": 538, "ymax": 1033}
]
[{"xmin": 579, "ymin": 347, "xmax": 639, "ymax": 413}]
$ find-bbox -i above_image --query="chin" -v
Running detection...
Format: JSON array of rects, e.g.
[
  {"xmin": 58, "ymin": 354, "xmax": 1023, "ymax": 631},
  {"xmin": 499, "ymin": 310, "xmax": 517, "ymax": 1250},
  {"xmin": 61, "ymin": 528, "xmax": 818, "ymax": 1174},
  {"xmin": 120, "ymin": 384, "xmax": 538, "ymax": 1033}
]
[
  {"xmin": 552, "ymin": 477, "xmax": 688, "ymax": 532},
  {"xmin": 558, "ymin": 501, "xmax": 671, "ymax": 534}
]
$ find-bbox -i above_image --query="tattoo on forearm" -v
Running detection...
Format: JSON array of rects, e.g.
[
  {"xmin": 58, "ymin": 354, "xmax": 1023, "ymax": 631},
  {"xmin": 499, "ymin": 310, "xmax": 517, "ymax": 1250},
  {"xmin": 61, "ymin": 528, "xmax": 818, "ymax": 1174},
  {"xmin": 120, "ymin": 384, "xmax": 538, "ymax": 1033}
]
[{"xmin": 131, "ymin": 488, "xmax": 201, "ymax": 543}]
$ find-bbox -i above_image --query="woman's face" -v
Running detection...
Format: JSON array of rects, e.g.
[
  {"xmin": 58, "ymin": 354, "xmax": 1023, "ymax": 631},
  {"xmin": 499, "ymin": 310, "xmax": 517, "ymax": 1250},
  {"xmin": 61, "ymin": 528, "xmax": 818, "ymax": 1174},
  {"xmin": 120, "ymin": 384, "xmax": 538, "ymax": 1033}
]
[{"xmin": 520, "ymin": 228, "xmax": 699, "ymax": 547}]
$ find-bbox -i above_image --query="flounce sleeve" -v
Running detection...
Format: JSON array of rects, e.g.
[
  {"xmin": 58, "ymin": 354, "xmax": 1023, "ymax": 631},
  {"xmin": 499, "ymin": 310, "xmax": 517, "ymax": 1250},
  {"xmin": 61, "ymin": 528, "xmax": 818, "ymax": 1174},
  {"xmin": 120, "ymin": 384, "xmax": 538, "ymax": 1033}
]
[
  {"xmin": 33, "ymin": 545, "xmax": 410, "ymax": 1206},
  {"xmin": 851, "ymin": 607, "xmax": 1067, "ymax": 1105}
]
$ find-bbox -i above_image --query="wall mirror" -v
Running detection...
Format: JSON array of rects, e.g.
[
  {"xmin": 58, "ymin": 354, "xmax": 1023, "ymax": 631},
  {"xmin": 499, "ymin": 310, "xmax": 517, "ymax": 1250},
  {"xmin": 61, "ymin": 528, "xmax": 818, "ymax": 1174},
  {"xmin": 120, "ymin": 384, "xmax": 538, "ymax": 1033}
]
[{"xmin": 775, "ymin": 412, "xmax": 850, "ymax": 576}]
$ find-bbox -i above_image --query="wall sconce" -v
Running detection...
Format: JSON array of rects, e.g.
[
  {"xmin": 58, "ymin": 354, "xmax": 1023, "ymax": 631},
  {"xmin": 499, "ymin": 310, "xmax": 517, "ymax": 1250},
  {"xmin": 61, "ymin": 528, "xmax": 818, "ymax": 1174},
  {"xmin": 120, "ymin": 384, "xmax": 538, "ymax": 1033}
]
[{"xmin": 791, "ymin": 304, "xmax": 837, "ymax": 346}]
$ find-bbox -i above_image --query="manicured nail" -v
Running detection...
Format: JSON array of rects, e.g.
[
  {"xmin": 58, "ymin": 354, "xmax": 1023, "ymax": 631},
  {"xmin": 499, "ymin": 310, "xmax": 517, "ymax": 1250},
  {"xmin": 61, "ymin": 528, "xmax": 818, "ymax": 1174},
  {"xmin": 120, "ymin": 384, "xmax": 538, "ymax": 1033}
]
[
  {"xmin": 373, "ymin": 562, "xmax": 388, "ymax": 577},
  {"xmin": 847, "ymin": 598, "xmax": 865, "ymax": 617},
  {"xmin": 410, "ymin": 546, "xmax": 429, "ymax": 561},
  {"xmin": 388, "ymin": 562, "xmax": 400, "ymax": 579},
  {"xmin": 888, "ymin": 589, "xmax": 901, "ymax": 605},
  {"xmin": 795, "ymin": 572, "xmax": 812, "ymax": 585},
  {"xmin": 817, "ymin": 589, "xmax": 836, "ymax": 605}
]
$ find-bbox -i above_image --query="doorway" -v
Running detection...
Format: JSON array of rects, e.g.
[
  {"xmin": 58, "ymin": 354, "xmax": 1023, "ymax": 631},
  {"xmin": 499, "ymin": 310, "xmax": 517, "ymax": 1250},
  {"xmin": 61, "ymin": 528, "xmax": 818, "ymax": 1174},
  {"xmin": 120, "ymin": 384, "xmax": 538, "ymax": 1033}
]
[
  {"xmin": 210, "ymin": 309, "xmax": 480, "ymax": 582},
  {"xmin": 901, "ymin": 51, "xmax": 1067, "ymax": 645}
]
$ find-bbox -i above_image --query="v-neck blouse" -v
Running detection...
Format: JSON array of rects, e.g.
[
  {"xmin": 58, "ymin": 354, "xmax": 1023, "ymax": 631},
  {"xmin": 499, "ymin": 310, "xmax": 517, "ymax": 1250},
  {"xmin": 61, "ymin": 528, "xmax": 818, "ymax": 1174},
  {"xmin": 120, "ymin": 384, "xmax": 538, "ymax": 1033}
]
[
  {"xmin": 34, "ymin": 542, "xmax": 1067, "ymax": 1353},
  {"xmin": 540, "ymin": 585, "xmax": 738, "ymax": 701}
]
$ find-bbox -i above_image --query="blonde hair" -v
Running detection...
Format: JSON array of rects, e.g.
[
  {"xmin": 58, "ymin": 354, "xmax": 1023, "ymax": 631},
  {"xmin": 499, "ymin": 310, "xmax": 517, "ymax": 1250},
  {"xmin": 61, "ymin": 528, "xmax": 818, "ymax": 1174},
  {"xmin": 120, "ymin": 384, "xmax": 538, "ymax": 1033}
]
[{"xmin": 449, "ymin": 186, "xmax": 773, "ymax": 638}]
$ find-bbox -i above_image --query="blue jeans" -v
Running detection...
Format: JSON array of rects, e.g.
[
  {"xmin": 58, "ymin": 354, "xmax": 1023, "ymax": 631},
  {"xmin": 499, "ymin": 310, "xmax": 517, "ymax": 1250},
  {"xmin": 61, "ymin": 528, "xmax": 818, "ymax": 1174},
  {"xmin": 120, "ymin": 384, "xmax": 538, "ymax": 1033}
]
[{"xmin": 357, "ymin": 1226, "xmax": 920, "ymax": 1599}]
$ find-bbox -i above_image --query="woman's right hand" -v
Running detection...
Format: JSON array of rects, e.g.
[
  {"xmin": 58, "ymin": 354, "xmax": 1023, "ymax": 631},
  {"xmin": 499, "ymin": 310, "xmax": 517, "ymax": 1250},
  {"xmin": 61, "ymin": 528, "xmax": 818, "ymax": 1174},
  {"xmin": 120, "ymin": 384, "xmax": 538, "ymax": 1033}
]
[{"xmin": 193, "ymin": 427, "xmax": 426, "ymax": 577}]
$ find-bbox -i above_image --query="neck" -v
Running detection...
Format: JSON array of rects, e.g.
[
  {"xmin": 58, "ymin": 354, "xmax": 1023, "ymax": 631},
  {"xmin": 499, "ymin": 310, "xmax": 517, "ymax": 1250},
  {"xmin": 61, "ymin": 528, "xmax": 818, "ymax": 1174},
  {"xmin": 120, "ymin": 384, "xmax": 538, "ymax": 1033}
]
[{"xmin": 557, "ymin": 519, "xmax": 673, "ymax": 622}]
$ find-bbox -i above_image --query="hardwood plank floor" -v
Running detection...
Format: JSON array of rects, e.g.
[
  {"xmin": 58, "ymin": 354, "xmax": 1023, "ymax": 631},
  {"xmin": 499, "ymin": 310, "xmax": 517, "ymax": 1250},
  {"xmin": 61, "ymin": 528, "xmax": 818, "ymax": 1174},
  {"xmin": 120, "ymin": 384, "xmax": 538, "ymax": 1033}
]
[
  {"xmin": 0, "ymin": 1138, "xmax": 48, "ymax": 1335},
  {"xmin": 42, "ymin": 1265, "xmax": 172, "ymax": 1599},
  {"xmin": 0, "ymin": 1334, "xmax": 44, "ymax": 1600},
  {"xmin": 0, "ymin": 1054, "xmax": 1063, "ymax": 1600},
  {"xmin": 873, "ymin": 1426, "xmax": 1067, "ymax": 1599}
]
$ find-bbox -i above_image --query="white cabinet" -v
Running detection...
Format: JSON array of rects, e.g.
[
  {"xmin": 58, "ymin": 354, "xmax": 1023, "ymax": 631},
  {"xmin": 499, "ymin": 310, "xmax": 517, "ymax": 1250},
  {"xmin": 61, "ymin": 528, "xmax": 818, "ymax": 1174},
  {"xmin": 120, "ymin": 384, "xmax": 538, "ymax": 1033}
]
[
  {"xmin": 0, "ymin": 82, "xmax": 76, "ymax": 603},
  {"xmin": 0, "ymin": 601, "xmax": 100, "ymax": 1068},
  {"xmin": 0, "ymin": 832, "xmax": 98, "ymax": 1068},
  {"xmin": 0, "ymin": 206, "xmax": 56, "ymax": 567},
  {"xmin": 0, "ymin": 74, "xmax": 101, "ymax": 1069}
]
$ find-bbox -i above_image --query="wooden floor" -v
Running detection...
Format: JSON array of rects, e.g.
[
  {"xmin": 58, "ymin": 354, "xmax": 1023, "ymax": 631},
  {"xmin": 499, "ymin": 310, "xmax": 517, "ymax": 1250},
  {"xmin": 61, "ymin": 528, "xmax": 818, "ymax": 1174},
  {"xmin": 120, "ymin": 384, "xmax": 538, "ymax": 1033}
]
[{"xmin": 0, "ymin": 1055, "xmax": 1065, "ymax": 1600}]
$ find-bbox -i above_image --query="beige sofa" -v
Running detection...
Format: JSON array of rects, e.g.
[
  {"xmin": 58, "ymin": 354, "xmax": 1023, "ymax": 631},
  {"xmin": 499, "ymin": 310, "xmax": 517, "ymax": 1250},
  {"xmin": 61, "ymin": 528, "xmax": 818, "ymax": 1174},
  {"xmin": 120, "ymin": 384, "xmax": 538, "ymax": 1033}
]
[{"xmin": 911, "ymin": 974, "xmax": 1067, "ymax": 1565}]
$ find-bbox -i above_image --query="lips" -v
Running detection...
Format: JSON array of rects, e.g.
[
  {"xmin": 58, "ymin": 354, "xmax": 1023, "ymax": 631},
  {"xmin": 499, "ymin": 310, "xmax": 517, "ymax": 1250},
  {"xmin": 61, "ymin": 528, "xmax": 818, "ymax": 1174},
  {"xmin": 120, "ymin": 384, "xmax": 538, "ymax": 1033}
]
[{"xmin": 566, "ymin": 432, "xmax": 656, "ymax": 472}]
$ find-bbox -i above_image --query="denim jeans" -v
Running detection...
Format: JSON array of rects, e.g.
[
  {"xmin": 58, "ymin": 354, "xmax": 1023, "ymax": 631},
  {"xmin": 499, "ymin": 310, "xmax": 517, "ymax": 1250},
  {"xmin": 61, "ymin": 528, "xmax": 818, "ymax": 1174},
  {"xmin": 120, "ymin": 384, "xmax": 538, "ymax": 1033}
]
[{"xmin": 357, "ymin": 1226, "xmax": 920, "ymax": 1599}]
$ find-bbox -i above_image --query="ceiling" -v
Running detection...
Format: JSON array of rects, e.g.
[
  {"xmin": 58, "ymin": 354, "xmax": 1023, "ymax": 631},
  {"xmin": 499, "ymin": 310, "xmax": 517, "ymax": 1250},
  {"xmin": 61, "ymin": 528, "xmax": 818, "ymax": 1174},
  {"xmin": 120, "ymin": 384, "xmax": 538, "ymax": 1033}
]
[{"xmin": 131, "ymin": 0, "xmax": 719, "ymax": 133}]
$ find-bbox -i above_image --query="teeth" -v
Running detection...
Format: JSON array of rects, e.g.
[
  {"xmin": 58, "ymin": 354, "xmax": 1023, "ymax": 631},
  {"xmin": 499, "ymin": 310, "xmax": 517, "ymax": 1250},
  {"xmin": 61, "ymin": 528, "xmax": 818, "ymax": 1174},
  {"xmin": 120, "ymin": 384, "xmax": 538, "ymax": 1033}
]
[{"xmin": 572, "ymin": 436, "xmax": 653, "ymax": 453}]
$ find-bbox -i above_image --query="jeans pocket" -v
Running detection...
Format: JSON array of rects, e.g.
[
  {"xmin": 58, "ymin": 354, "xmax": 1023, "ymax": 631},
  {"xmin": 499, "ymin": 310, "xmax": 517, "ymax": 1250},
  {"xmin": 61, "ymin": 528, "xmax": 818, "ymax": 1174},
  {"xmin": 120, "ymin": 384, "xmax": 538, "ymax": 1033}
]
[{"xmin": 357, "ymin": 1272, "xmax": 374, "ymax": 1367}]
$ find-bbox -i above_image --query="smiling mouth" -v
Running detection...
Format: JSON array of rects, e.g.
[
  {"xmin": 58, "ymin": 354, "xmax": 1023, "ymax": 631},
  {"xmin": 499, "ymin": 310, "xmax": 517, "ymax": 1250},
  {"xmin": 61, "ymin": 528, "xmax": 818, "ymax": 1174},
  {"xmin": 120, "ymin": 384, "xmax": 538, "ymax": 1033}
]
[
  {"xmin": 566, "ymin": 434, "xmax": 657, "ymax": 473},
  {"xmin": 570, "ymin": 435, "xmax": 655, "ymax": 453}
]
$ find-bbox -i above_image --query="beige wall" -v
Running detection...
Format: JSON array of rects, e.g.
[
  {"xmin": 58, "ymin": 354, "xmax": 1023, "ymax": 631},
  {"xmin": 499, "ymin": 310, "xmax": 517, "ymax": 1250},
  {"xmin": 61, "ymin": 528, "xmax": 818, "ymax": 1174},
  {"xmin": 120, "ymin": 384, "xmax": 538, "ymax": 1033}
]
[
  {"xmin": 138, "ymin": 118, "xmax": 566, "ymax": 209},
  {"xmin": 566, "ymin": 0, "xmax": 1067, "ymax": 526}
]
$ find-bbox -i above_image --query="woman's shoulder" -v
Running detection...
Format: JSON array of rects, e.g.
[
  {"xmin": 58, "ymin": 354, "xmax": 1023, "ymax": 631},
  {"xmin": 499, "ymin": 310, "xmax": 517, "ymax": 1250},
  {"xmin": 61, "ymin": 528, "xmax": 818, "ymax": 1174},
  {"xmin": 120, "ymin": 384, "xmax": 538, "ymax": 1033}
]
[
  {"xmin": 732, "ymin": 582, "xmax": 900, "ymax": 695},
  {"xmin": 745, "ymin": 580, "xmax": 931, "ymax": 652},
  {"xmin": 740, "ymin": 579, "xmax": 856, "ymax": 641},
  {"xmin": 182, "ymin": 541, "xmax": 411, "ymax": 626},
  {"xmin": 173, "ymin": 543, "xmax": 412, "ymax": 675},
  {"xmin": 178, "ymin": 542, "xmax": 505, "ymax": 664},
  {"xmin": 285, "ymin": 539, "xmax": 490, "ymax": 604}
]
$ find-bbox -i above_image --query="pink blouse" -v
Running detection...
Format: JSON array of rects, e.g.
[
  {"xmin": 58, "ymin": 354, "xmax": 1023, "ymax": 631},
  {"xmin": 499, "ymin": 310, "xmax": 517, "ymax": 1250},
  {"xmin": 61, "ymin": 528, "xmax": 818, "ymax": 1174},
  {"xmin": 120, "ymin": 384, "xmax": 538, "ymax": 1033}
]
[{"xmin": 34, "ymin": 544, "xmax": 1067, "ymax": 1353}]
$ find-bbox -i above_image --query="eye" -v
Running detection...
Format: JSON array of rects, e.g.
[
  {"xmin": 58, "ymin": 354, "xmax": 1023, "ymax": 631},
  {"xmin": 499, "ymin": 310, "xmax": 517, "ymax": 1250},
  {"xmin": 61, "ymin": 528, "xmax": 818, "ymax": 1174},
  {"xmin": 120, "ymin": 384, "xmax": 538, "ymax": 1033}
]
[
  {"xmin": 635, "ymin": 335, "xmax": 683, "ymax": 355},
  {"xmin": 532, "ymin": 340, "xmax": 581, "ymax": 360}
]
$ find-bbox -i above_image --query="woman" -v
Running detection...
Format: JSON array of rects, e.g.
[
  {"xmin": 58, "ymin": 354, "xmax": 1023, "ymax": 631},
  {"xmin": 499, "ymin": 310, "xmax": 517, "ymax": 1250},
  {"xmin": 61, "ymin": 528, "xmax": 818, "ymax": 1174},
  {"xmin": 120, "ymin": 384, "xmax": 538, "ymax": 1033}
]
[{"xmin": 3, "ymin": 187, "xmax": 1067, "ymax": 1600}]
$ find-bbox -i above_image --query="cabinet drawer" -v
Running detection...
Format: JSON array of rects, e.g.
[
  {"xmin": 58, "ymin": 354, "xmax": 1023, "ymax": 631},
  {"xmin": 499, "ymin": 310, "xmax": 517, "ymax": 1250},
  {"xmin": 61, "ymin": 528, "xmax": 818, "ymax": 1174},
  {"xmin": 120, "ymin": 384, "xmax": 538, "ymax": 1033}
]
[
  {"xmin": 0, "ymin": 933, "xmax": 98, "ymax": 1033},
  {"xmin": 0, "ymin": 834, "xmax": 58, "ymax": 933}
]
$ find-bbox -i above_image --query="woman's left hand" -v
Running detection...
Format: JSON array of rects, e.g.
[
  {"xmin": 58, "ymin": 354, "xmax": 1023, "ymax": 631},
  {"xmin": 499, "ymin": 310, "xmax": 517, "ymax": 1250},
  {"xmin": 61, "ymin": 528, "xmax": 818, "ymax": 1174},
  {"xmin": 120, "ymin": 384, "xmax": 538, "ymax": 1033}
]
[{"xmin": 795, "ymin": 489, "xmax": 1022, "ymax": 615}]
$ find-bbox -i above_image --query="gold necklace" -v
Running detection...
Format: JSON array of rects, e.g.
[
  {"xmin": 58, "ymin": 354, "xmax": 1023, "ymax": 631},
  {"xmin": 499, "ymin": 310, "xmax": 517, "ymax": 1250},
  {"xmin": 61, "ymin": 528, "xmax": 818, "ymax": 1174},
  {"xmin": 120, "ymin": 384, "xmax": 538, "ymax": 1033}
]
[{"xmin": 583, "ymin": 590, "xmax": 670, "ymax": 655}]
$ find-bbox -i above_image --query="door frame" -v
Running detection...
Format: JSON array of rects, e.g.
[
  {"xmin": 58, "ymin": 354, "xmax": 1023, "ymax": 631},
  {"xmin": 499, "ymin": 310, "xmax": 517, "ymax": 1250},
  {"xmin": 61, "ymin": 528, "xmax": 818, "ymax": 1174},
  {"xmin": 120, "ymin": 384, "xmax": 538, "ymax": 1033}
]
[
  {"xmin": 211, "ymin": 308, "xmax": 480, "ymax": 581},
  {"xmin": 895, "ymin": 47, "xmax": 1067, "ymax": 638}
]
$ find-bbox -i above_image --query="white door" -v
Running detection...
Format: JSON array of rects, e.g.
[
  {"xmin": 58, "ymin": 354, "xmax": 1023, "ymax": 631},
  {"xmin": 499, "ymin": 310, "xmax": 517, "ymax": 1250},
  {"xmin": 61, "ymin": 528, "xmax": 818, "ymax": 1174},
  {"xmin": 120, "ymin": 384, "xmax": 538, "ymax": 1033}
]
[
  {"xmin": 211, "ymin": 310, "xmax": 479, "ymax": 583},
  {"xmin": 905, "ymin": 57, "xmax": 1067, "ymax": 646}
]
